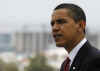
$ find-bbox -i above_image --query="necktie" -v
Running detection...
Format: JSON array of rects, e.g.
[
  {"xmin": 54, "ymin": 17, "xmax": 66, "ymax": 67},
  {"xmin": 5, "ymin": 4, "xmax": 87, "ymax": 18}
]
[{"xmin": 64, "ymin": 57, "xmax": 70, "ymax": 71}]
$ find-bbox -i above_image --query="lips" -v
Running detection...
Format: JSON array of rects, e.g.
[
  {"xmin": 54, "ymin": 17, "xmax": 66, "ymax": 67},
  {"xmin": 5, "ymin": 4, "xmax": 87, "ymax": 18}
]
[{"xmin": 53, "ymin": 34, "xmax": 63, "ymax": 39}]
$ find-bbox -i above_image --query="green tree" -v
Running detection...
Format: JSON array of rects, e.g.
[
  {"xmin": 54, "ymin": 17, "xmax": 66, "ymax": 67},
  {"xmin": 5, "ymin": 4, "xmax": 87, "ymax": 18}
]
[
  {"xmin": 25, "ymin": 55, "xmax": 55, "ymax": 71},
  {"xmin": 0, "ymin": 59, "xmax": 5, "ymax": 71},
  {"xmin": 4, "ymin": 62, "xmax": 18, "ymax": 71},
  {"xmin": 0, "ymin": 59, "xmax": 18, "ymax": 71}
]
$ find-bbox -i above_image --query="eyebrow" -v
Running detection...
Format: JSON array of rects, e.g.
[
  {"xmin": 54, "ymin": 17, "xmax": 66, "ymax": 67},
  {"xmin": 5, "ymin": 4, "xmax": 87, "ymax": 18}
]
[
  {"xmin": 51, "ymin": 18, "xmax": 67, "ymax": 26},
  {"xmin": 56, "ymin": 18, "xmax": 67, "ymax": 23}
]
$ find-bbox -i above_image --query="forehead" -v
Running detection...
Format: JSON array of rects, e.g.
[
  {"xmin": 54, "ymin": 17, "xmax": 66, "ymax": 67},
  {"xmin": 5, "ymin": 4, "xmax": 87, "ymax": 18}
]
[{"xmin": 52, "ymin": 9, "xmax": 71, "ymax": 19}]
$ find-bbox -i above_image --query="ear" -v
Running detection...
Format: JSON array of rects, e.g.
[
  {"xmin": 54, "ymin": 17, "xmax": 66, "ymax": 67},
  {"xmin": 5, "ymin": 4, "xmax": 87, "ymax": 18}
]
[{"xmin": 77, "ymin": 20, "xmax": 86, "ymax": 33}]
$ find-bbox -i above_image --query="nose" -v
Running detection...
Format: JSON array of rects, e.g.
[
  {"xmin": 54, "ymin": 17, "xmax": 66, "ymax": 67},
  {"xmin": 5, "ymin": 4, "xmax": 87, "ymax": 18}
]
[{"xmin": 52, "ymin": 23, "xmax": 60, "ymax": 32}]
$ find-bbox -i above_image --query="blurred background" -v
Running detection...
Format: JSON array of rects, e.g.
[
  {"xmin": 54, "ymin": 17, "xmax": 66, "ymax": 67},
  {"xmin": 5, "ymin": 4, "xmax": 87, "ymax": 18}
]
[{"xmin": 0, "ymin": 0, "xmax": 100, "ymax": 71}]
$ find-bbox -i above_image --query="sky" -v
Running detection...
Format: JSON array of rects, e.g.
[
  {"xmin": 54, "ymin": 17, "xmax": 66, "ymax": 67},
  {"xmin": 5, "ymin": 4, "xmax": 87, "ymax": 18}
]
[{"xmin": 0, "ymin": 0, "xmax": 100, "ymax": 34}]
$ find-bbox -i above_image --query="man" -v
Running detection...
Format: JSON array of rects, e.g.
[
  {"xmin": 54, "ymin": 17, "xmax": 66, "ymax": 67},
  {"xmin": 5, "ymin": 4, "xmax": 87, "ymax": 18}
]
[{"xmin": 51, "ymin": 3, "xmax": 100, "ymax": 71}]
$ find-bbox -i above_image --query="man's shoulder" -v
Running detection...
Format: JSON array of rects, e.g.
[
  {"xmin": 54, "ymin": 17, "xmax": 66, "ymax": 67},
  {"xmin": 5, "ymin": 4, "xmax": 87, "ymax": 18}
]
[
  {"xmin": 81, "ymin": 41, "xmax": 100, "ymax": 61},
  {"xmin": 81, "ymin": 47, "xmax": 100, "ymax": 71},
  {"xmin": 86, "ymin": 42, "xmax": 100, "ymax": 58},
  {"xmin": 84, "ymin": 46, "xmax": 100, "ymax": 61},
  {"xmin": 80, "ymin": 41, "xmax": 100, "ymax": 55},
  {"xmin": 72, "ymin": 41, "xmax": 100, "ymax": 71}
]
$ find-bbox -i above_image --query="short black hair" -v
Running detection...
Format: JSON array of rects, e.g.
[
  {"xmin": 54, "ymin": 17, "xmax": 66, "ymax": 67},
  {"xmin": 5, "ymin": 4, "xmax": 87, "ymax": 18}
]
[
  {"xmin": 54, "ymin": 3, "xmax": 86, "ymax": 33},
  {"xmin": 54, "ymin": 3, "xmax": 86, "ymax": 23}
]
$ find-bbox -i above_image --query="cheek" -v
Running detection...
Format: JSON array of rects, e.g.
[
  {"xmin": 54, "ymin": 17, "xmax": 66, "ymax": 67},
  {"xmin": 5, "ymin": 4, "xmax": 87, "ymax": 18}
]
[
  {"xmin": 61, "ymin": 29, "xmax": 72, "ymax": 39},
  {"xmin": 61, "ymin": 25, "xmax": 72, "ymax": 34},
  {"xmin": 61, "ymin": 26, "xmax": 77, "ymax": 39}
]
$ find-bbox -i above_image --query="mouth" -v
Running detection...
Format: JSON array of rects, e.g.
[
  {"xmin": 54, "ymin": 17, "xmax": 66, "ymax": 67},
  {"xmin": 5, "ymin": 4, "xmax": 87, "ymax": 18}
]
[
  {"xmin": 53, "ymin": 34, "xmax": 65, "ymax": 47},
  {"xmin": 53, "ymin": 34, "xmax": 63, "ymax": 40}
]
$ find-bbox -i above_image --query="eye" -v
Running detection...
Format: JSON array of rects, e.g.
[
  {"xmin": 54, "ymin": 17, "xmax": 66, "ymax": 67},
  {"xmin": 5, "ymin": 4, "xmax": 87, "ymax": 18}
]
[
  {"xmin": 57, "ymin": 19, "xmax": 67, "ymax": 24},
  {"xmin": 51, "ymin": 21, "xmax": 54, "ymax": 26}
]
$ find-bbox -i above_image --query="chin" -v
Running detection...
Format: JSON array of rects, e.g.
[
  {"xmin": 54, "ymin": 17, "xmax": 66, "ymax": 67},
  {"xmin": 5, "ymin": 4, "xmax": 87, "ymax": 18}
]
[{"xmin": 56, "ymin": 43, "xmax": 65, "ymax": 47}]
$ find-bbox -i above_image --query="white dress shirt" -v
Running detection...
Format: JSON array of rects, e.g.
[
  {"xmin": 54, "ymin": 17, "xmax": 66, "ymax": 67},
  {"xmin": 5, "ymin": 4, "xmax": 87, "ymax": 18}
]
[{"xmin": 69, "ymin": 37, "xmax": 87, "ymax": 66}]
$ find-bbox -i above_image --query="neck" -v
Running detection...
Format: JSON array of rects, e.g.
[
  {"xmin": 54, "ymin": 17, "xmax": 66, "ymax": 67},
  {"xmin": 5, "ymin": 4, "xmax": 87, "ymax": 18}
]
[{"xmin": 65, "ymin": 34, "xmax": 85, "ymax": 53}]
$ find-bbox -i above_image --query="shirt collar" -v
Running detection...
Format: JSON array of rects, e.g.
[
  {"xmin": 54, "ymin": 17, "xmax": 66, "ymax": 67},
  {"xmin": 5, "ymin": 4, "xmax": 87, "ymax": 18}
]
[{"xmin": 69, "ymin": 37, "xmax": 87, "ymax": 65}]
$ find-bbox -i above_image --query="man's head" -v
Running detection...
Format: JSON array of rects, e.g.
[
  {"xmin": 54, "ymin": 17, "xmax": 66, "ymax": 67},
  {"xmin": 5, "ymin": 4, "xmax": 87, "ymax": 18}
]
[{"xmin": 51, "ymin": 3, "xmax": 86, "ymax": 52}]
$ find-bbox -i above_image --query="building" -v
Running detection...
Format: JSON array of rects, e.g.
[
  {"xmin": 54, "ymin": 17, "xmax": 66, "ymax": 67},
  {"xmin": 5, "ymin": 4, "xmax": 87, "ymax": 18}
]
[
  {"xmin": 13, "ymin": 24, "xmax": 52, "ymax": 56},
  {"xmin": 0, "ymin": 33, "xmax": 14, "ymax": 53}
]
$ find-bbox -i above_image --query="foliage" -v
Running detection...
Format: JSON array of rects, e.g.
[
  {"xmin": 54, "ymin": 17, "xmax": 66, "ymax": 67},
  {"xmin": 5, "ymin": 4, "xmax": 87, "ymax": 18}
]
[
  {"xmin": 0, "ymin": 59, "xmax": 5, "ymax": 71},
  {"xmin": 4, "ymin": 62, "xmax": 18, "ymax": 71},
  {"xmin": 25, "ymin": 55, "xmax": 55, "ymax": 71},
  {"xmin": 0, "ymin": 59, "xmax": 18, "ymax": 71}
]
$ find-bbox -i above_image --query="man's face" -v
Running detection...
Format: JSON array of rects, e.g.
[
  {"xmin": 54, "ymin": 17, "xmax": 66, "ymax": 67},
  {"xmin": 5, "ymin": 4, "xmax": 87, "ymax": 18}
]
[{"xmin": 51, "ymin": 9, "xmax": 79, "ymax": 47}]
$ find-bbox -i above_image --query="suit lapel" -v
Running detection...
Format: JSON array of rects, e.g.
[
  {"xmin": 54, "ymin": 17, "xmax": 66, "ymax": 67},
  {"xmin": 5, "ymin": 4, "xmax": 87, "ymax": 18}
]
[{"xmin": 70, "ymin": 41, "xmax": 91, "ymax": 71}]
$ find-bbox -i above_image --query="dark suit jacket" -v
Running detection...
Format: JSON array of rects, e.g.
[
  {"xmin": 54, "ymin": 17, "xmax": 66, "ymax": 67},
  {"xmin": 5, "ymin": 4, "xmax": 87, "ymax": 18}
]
[{"xmin": 60, "ymin": 41, "xmax": 100, "ymax": 71}]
